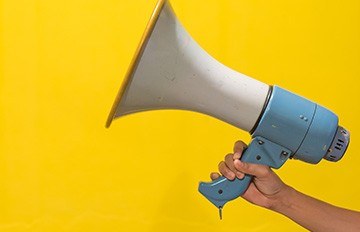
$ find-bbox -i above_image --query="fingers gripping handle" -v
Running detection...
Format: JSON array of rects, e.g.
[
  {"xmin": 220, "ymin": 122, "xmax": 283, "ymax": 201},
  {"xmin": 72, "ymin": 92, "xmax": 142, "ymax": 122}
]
[
  {"xmin": 198, "ymin": 137, "xmax": 291, "ymax": 209},
  {"xmin": 198, "ymin": 155, "xmax": 253, "ymax": 208}
]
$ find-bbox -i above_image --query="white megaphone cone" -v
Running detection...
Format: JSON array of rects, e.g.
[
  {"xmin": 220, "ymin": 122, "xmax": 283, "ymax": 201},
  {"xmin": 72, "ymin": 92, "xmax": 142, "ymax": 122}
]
[
  {"xmin": 106, "ymin": 0, "xmax": 270, "ymax": 132},
  {"xmin": 106, "ymin": 0, "xmax": 350, "ymax": 217}
]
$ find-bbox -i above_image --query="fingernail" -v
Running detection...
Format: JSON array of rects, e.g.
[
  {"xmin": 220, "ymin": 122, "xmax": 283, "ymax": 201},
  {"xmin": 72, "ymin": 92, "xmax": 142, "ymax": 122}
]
[
  {"xmin": 225, "ymin": 171, "xmax": 235, "ymax": 180},
  {"xmin": 236, "ymin": 172, "xmax": 245, "ymax": 179},
  {"xmin": 233, "ymin": 152, "xmax": 241, "ymax": 159}
]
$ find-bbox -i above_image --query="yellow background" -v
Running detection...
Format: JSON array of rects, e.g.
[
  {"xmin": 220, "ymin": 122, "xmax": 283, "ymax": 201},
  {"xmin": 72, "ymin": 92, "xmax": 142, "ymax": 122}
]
[{"xmin": 1, "ymin": 0, "xmax": 359, "ymax": 231}]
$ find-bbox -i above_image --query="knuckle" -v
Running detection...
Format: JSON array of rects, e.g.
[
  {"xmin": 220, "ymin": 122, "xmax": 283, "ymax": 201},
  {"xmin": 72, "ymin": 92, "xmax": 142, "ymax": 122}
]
[
  {"xmin": 218, "ymin": 161, "xmax": 224, "ymax": 169},
  {"xmin": 225, "ymin": 153, "xmax": 233, "ymax": 160},
  {"xmin": 225, "ymin": 158, "xmax": 234, "ymax": 166},
  {"xmin": 261, "ymin": 167, "xmax": 272, "ymax": 176},
  {"xmin": 219, "ymin": 168, "xmax": 227, "ymax": 176},
  {"xmin": 235, "ymin": 140, "xmax": 247, "ymax": 148},
  {"xmin": 233, "ymin": 140, "xmax": 248, "ymax": 153}
]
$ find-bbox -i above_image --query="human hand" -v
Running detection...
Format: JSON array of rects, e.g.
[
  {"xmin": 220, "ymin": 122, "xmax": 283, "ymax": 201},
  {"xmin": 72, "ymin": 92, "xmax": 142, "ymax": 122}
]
[{"xmin": 210, "ymin": 140, "xmax": 291, "ymax": 210}]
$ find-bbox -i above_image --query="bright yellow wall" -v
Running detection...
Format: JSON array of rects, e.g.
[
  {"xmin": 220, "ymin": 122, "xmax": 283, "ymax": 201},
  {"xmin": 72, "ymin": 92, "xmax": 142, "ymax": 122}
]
[{"xmin": 1, "ymin": 0, "xmax": 359, "ymax": 231}]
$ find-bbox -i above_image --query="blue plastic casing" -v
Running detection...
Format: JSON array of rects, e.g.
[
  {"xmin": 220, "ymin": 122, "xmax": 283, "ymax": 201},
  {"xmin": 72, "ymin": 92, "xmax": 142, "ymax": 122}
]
[
  {"xmin": 253, "ymin": 86, "xmax": 339, "ymax": 163},
  {"xmin": 198, "ymin": 86, "xmax": 339, "ymax": 209}
]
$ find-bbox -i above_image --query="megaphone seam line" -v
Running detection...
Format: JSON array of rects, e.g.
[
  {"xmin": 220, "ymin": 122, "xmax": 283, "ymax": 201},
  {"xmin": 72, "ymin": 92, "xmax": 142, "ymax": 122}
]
[
  {"xmin": 292, "ymin": 104, "xmax": 318, "ymax": 157},
  {"xmin": 249, "ymin": 85, "xmax": 273, "ymax": 134}
]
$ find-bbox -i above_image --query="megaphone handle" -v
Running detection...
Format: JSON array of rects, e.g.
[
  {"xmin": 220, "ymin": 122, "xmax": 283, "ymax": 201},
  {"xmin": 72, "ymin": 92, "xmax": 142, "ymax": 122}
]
[{"xmin": 198, "ymin": 136, "xmax": 291, "ymax": 209}]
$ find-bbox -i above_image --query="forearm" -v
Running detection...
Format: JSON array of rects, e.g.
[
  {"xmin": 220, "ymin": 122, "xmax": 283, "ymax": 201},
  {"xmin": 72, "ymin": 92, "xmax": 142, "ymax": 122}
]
[{"xmin": 272, "ymin": 186, "xmax": 360, "ymax": 232}]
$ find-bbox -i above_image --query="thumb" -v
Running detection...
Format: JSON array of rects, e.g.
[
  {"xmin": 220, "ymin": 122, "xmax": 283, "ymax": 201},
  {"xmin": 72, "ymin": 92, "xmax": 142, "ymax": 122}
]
[{"xmin": 234, "ymin": 160, "xmax": 271, "ymax": 178}]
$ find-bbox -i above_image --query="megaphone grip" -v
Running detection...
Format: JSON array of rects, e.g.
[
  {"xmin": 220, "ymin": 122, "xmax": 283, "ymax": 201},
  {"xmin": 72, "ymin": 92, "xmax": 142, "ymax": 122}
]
[{"xmin": 198, "ymin": 136, "xmax": 291, "ymax": 209}]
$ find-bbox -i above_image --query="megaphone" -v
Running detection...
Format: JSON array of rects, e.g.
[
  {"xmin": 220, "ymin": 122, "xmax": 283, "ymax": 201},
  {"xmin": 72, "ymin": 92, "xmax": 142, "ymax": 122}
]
[{"xmin": 106, "ymin": 0, "xmax": 350, "ymax": 215}]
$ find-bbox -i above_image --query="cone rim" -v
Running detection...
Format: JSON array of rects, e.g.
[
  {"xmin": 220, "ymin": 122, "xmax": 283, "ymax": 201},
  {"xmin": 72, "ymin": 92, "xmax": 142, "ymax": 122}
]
[{"xmin": 105, "ymin": 0, "xmax": 167, "ymax": 128}]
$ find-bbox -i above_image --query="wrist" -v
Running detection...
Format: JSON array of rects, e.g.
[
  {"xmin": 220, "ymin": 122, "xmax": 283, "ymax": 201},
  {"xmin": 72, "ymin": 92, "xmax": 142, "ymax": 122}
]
[{"xmin": 267, "ymin": 185, "xmax": 296, "ymax": 213}]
